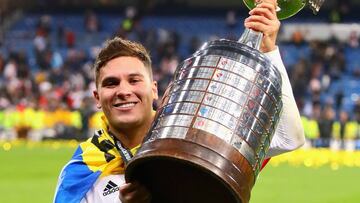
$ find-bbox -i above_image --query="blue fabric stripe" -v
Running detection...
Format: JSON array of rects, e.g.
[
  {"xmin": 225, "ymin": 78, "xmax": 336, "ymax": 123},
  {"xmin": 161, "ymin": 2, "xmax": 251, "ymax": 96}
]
[
  {"xmin": 54, "ymin": 146, "xmax": 101, "ymax": 203},
  {"xmin": 71, "ymin": 146, "xmax": 83, "ymax": 160}
]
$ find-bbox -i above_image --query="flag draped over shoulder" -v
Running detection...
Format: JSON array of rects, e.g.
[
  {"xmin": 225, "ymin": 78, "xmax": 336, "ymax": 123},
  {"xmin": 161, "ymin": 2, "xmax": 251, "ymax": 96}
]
[{"xmin": 53, "ymin": 116, "xmax": 139, "ymax": 203}]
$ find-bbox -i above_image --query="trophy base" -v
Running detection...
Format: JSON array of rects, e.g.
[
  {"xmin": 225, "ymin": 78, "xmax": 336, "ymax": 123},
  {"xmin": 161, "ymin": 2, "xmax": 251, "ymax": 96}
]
[{"xmin": 125, "ymin": 129, "xmax": 255, "ymax": 203}]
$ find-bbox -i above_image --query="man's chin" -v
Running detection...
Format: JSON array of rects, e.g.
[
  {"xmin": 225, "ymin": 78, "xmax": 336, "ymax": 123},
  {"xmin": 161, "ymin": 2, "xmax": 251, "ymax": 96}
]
[{"xmin": 113, "ymin": 119, "xmax": 142, "ymax": 129}]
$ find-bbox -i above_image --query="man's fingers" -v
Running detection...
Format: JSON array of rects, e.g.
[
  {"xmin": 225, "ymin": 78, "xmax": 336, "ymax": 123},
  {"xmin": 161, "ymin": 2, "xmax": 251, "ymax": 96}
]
[
  {"xmin": 249, "ymin": 7, "xmax": 276, "ymax": 20},
  {"xmin": 245, "ymin": 14, "xmax": 272, "ymax": 26},
  {"xmin": 135, "ymin": 184, "xmax": 152, "ymax": 202},
  {"xmin": 119, "ymin": 190, "xmax": 136, "ymax": 202},
  {"xmin": 249, "ymin": 0, "xmax": 279, "ymax": 52},
  {"xmin": 244, "ymin": 19, "xmax": 280, "ymax": 34},
  {"xmin": 119, "ymin": 182, "xmax": 139, "ymax": 194},
  {"xmin": 119, "ymin": 182, "xmax": 152, "ymax": 203},
  {"xmin": 244, "ymin": 21, "xmax": 267, "ymax": 32},
  {"xmin": 249, "ymin": 9, "xmax": 276, "ymax": 24}
]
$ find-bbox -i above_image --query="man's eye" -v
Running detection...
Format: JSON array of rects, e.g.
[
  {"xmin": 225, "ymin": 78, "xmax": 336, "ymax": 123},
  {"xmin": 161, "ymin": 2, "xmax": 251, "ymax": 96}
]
[
  {"xmin": 103, "ymin": 81, "xmax": 117, "ymax": 87},
  {"xmin": 130, "ymin": 79, "xmax": 141, "ymax": 84}
]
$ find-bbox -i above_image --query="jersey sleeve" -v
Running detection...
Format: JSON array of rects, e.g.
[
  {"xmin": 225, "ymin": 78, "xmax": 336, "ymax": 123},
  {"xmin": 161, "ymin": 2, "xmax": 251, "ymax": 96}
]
[{"xmin": 263, "ymin": 47, "xmax": 305, "ymax": 158}]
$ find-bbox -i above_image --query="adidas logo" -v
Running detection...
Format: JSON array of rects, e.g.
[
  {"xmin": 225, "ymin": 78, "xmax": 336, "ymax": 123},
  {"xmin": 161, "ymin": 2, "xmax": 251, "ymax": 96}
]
[{"xmin": 103, "ymin": 181, "xmax": 120, "ymax": 196}]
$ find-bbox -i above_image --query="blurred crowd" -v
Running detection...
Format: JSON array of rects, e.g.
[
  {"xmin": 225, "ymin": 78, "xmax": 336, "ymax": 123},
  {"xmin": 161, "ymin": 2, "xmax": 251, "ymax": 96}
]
[
  {"xmin": 0, "ymin": 9, "xmax": 185, "ymax": 142},
  {"xmin": 285, "ymin": 29, "xmax": 360, "ymax": 150},
  {"xmin": 0, "ymin": 8, "xmax": 360, "ymax": 150}
]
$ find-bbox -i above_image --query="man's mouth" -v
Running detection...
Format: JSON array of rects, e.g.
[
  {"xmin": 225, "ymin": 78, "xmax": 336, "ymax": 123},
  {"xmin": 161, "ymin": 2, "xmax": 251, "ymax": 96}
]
[{"xmin": 113, "ymin": 102, "xmax": 137, "ymax": 108}]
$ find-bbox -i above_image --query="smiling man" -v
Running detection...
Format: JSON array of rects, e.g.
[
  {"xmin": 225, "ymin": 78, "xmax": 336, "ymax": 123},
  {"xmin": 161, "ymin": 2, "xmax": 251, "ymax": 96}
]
[
  {"xmin": 92, "ymin": 41, "xmax": 157, "ymax": 202},
  {"xmin": 54, "ymin": 38, "xmax": 156, "ymax": 203},
  {"xmin": 93, "ymin": 53, "xmax": 158, "ymax": 149}
]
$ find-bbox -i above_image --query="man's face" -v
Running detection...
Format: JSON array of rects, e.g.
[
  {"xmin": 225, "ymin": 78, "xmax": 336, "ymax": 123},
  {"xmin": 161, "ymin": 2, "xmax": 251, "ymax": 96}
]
[{"xmin": 94, "ymin": 56, "xmax": 158, "ymax": 131}]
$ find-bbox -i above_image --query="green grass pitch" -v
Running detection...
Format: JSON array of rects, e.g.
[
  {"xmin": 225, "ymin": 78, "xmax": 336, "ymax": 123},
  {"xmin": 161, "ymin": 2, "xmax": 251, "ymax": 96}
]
[{"xmin": 1, "ymin": 142, "xmax": 359, "ymax": 203}]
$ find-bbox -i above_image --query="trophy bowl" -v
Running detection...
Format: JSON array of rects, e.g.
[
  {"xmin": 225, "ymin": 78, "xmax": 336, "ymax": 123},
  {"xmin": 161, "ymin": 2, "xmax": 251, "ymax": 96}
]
[
  {"xmin": 125, "ymin": 38, "xmax": 283, "ymax": 203},
  {"xmin": 125, "ymin": 1, "xmax": 325, "ymax": 203}
]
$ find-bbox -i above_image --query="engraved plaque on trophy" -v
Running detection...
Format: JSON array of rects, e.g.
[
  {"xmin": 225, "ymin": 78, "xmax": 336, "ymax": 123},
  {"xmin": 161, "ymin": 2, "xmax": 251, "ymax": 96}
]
[{"xmin": 125, "ymin": 1, "xmax": 325, "ymax": 203}]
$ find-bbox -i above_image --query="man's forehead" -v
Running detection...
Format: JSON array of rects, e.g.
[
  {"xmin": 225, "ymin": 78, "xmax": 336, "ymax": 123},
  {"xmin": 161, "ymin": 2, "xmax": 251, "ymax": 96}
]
[
  {"xmin": 97, "ymin": 56, "xmax": 152, "ymax": 82},
  {"xmin": 105, "ymin": 56, "xmax": 145, "ymax": 68},
  {"xmin": 99, "ymin": 68, "xmax": 146, "ymax": 79},
  {"xmin": 102, "ymin": 56, "xmax": 145, "ymax": 70},
  {"xmin": 100, "ymin": 70, "xmax": 150, "ymax": 83}
]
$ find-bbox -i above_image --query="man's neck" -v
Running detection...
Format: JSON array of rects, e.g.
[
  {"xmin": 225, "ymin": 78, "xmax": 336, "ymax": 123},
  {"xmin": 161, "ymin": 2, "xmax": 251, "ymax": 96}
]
[
  {"xmin": 109, "ymin": 115, "xmax": 154, "ymax": 149},
  {"xmin": 111, "ymin": 125, "xmax": 148, "ymax": 149}
]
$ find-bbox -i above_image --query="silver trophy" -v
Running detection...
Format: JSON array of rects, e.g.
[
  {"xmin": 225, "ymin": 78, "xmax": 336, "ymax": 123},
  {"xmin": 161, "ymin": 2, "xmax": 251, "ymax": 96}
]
[{"xmin": 125, "ymin": 1, "xmax": 325, "ymax": 203}]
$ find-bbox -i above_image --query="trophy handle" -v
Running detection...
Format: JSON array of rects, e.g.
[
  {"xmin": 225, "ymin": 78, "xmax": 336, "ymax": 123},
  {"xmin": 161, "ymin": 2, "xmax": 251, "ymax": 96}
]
[{"xmin": 238, "ymin": 28, "xmax": 263, "ymax": 50}]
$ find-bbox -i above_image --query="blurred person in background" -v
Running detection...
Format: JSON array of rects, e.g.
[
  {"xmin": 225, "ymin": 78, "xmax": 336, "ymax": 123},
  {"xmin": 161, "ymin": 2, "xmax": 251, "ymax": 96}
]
[
  {"xmin": 53, "ymin": 0, "xmax": 304, "ymax": 202},
  {"xmin": 84, "ymin": 10, "xmax": 100, "ymax": 33},
  {"xmin": 354, "ymin": 98, "xmax": 360, "ymax": 123},
  {"xmin": 354, "ymin": 99, "xmax": 360, "ymax": 149},
  {"xmin": 337, "ymin": 111, "xmax": 349, "ymax": 149},
  {"xmin": 317, "ymin": 104, "xmax": 335, "ymax": 148}
]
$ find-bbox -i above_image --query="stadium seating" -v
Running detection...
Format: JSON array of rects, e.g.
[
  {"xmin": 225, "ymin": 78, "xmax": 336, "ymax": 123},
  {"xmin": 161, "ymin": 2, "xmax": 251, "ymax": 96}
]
[{"xmin": 1, "ymin": 12, "xmax": 360, "ymax": 141}]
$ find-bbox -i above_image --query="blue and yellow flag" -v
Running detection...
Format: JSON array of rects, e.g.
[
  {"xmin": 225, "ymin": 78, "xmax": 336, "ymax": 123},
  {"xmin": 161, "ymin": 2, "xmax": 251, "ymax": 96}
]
[{"xmin": 53, "ymin": 116, "xmax": 139, "ymax": 203}]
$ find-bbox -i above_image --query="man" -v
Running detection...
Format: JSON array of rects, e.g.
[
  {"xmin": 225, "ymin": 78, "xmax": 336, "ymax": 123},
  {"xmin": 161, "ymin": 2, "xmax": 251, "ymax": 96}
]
[{"xmin": 54, "ymin": 0, "xmax": 305, "ymax": 202}]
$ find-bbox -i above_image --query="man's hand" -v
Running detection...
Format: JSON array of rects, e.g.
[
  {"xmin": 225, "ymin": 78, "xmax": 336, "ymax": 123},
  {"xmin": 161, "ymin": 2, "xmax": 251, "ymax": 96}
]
[
  {"xmin": 119, "ymin": 182, "xmax": 151, "ymax": 203},
  {"xmin": 244, "ymin": 0, "xmax": 280, "ymax": 53}
]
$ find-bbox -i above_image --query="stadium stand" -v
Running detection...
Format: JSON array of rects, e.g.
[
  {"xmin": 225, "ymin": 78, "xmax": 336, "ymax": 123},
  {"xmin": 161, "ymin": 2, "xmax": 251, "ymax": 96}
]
[{"xmin": 0, "ymin": 1, "xmax": 359, "ymax": 150}]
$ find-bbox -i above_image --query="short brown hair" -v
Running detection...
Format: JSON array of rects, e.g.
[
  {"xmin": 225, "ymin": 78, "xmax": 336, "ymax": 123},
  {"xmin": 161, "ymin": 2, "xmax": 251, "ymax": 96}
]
[{"xmin": 94, "ymin": 37, "xmax": 152, "ymax": 87}]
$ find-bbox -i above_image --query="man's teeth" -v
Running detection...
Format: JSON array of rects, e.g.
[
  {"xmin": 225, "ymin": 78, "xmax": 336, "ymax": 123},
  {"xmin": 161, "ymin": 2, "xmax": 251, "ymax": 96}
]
[{"xmin": 115, "ymin": 102, "xmax": 136, "ymax": 108}]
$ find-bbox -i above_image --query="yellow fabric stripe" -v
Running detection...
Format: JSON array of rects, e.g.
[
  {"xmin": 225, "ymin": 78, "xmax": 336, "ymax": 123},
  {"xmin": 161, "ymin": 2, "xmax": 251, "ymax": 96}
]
[{"xmin": 80, "ymin": 115, "xmax": 144, "ymax": 177}]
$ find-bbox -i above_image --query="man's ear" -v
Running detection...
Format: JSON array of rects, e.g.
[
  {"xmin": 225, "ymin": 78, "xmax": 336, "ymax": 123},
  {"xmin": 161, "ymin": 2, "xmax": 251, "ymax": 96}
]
[
  {"xmin": 152, "ymin": 81, "xmax": 159, "ymax": 100},
  {"xmin": 93, "ymin": 90, "xmax": 101, "ymax": 109}
]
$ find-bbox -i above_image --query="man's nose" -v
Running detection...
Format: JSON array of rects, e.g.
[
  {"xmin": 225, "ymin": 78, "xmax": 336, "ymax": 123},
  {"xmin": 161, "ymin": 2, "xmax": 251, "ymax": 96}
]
[{"xmin": 116, "ymin": 82, "xmax": 132, "ymax": 98}]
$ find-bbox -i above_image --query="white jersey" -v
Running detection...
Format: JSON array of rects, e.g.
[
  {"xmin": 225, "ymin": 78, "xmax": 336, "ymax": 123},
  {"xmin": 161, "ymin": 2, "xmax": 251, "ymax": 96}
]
[
  {"xmin": 81, "ymin": 174, "xmax": 125, "ymax": 203},
  {"xmin": 264, "ymin": 47, "xmax": 305, "ymax": 158}
]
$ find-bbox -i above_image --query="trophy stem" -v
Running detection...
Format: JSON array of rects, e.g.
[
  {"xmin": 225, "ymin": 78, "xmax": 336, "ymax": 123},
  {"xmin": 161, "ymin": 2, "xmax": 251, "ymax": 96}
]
[{"xmin": 238, "ymin": 28, "xmax": 263, "ymax": 50}]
